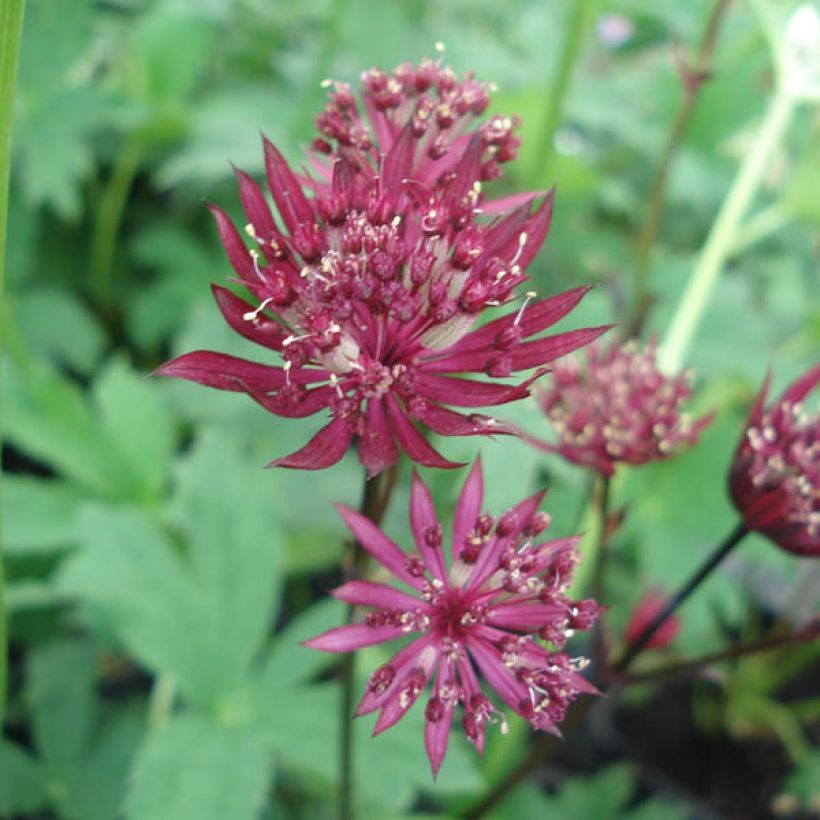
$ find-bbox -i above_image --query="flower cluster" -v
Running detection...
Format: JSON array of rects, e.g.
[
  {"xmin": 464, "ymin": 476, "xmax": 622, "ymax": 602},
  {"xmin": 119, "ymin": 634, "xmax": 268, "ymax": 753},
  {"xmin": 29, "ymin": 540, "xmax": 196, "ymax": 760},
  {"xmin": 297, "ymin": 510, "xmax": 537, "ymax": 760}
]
[
  {"xmin": 729, "ymin": 365, "xmax": 820, "ymax": 557},
  {"xmin": 305, "ymin": 459, "xmax": 600, "ymax": 775},
  {"xmin": 527, "ymin": 341, "xmax": 712, "ymax": 475},
  {"xmin": 156, "ymin": 56, "xmax": 608, "ymax": 476}
]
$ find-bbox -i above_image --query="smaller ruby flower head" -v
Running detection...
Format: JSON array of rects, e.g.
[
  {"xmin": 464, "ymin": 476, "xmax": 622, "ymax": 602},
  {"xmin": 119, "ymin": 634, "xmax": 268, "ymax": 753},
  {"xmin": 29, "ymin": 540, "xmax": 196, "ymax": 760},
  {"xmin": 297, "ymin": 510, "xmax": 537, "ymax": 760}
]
[
  {"xmin": 729, "ymin": 365, "xmax": 820, "ymax": 557},
  {"xmin": 529, "ymin": 341, "xmax": 712, "ymax": 476},
  {"xmin": 304, "ymin": 459, "xmax": 600, "ymax": 776},
  {"xmin": 624, "ymin": 590, "xmax": 680, "ymax": 651},
  {"xmin": 155, "ymin": 55, "xmax": 609, "ymax": 476}
]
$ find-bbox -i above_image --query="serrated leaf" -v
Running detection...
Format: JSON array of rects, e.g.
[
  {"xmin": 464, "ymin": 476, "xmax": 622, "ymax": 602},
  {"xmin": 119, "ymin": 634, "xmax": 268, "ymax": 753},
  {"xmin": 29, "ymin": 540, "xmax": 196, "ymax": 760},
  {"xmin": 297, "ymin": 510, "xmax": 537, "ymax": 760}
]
[
  {"xmin": 15, "ymin": 287, "xmax": 106, "ymax": 374},
  {"xmin": 126, "ymin": 715, "xmax": 272, "ymax": 820},
  {"xmin": 93, "ymin": 358, "xmax": 175, "ymax": 502},
  {"xmin": 3, "ymin": 476, "xmax": 83, "ymax": 554},
  {"xmin": 3, "ymin": 358, "xmax": 129, "ymax": 498},
  {"xmin": 29, "ymin": 640, "xmax": 96, "ymax": 773},
  {"xmin": 169, "ymin": 431, "xmax": 282, "ymax": 698},
  {"xmin": 0, "ymin": 741, "xmax": 47, "ymax": 815}
]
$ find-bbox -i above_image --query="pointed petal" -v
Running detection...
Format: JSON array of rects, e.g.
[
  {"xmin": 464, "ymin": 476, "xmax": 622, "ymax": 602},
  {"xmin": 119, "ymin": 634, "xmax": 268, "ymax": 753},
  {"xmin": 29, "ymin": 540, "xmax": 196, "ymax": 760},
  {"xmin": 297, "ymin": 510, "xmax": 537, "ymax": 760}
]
[
  {"xmin": 440, "ymin": 286, "xmax": 591, "ymax": 357},
  {"xmin": 356, "ymin": 635, "xmax": 436, "ymax": 717},
  {"xmin": 481, "ymin": 190, "xmax": 545, "ymax": 215},
  {"xmin": 263, "ymin": 135, "xmax": 315, "ymax": 233},
  {"xmin": 380, "ymin": 122, "xmax": 417, "ymax": 196},
  {"xmin": 212, "ymin": 285, "xmax": 287, "ymax": 350},
  {"xmin": 358, "ymin": 398, "xmax": 398, "ymax": 478},
  {"xmin": 466, "ymin": 488, "xmax": 547, "ymax": 591},
  {"xmin": 385, "ymin": 395, "xmax": 466, "ymax": 469},
  {"xmin": 782, "ymin": 363, "xmax": 820, "ymax": 405},
  {"xmin": 268, "ymin": 417, "xmax": 352, "ymax": 469},
  {"xmin": 507, "ymin": 325, "xmax": 614, "ymax": 371},
  {"xmin": 154, "ymin": 351, "xmax": 288, "ymax": 392},
  {"xmin": 335, "ymin": 503, "xmax": 425, "ymax": 590},
  {"xmin": 235, "ymin": 167, "xmax": 277, "ymax": 236},
  {"xmin": 208, "ymin": 204, "xmax": 255, "ymax": 284},
  {"xmin": 303, "ymin": 622, "xmax": 405, "ymax": 653},
  {"xmin": 413, "ymin": 403, "xmax": 514, "ymax": 438},
  {"xmin": 486, "ymin": 602, "xmax": 566, "ymax": 630},
  {"xmin": 410, "ymin": 471, "xmax": 448, "ymax": 581},
  {"xmin": 452, "ymin": 459, "xmax": 484, "ymax": 564},
  {"xmin": 517, "ymin": 188, "xmax": 555, "ymax": 268},
  {"xmin": 373, "ymin": 648, "xmax": 438, "ymax": 736},
  {"xmin": 331, "ymin": 580, "xmax": 425, "ymax": 611},
  {"xmin": 247, "ymin": 384, "xmax": 335, "ymax": 418},
  {"xmin": 425, "ymin": 660, "xmax": 456, "ymax": 778},
  {"xmin": 413, "ymin": 372, "xmax": 534, "ymax": 408},
  {"xmin": 467, "ymin": 637, "xmax": 526, "ymax": 711}
]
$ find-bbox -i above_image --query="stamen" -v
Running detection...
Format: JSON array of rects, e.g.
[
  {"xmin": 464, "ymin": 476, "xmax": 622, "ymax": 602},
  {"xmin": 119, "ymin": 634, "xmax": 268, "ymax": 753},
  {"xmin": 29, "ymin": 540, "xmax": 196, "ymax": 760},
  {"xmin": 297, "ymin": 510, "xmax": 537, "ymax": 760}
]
[
  {"xmin": 510, "ymin": 232, "xmax": 528, "ymax": 266},
  {"xmin": 514, "ymin": 291, "xmax": 537, "ymax": 326},
  {"xmin": 242, "ymin": 297, "xmax": 275, "ymax": 322},
  {"xmin": 329, "ymin": 373, "xmax": 344, "ymax": 399}
]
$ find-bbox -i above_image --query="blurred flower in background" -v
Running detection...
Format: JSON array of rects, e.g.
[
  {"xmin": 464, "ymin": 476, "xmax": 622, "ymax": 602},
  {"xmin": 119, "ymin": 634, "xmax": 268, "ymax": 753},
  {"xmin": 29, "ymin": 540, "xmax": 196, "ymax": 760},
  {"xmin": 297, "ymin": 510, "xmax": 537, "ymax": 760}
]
[
  {"xmin": 524, "ymin": 341, "xmax": 712, "ymax": 476},
  {"xmin": 624, "ymin": 590, "xmax": 680, "ymax": 651},
  {"xmin": 729, "ymin": 365, "xmax": 820, "ymax": 557}
]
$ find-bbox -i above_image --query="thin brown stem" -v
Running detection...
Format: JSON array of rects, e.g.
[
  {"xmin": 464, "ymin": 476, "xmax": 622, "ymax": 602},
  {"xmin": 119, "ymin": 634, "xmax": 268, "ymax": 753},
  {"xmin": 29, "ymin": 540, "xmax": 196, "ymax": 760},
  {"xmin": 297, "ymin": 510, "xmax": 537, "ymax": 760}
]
[
  {"xmin": 627, "ymin": 0, "xmax": 733, "ymax": 337},
  {"xmin": 339, "ymin": 463, "xmax": 399, "ymax": 820},
  {"xmin": 616, "ymin": 620, "xmax": 820, "ymax": 687},
  {"xmin": 590, "ymin": 473, "xmax": 612, "ymax": 674}
]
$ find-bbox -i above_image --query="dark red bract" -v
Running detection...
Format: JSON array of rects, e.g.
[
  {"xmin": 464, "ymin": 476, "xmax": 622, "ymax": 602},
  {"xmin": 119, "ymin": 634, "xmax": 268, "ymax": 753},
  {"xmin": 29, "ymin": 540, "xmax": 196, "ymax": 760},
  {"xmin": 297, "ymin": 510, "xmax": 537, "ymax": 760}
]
[
  {"xmin": 155, "ymin": 57, "xmax": 609, "ymax": 475},
  {"xmin": 729, "ymin": 365, "xmax": 820, "ymax": 557}
]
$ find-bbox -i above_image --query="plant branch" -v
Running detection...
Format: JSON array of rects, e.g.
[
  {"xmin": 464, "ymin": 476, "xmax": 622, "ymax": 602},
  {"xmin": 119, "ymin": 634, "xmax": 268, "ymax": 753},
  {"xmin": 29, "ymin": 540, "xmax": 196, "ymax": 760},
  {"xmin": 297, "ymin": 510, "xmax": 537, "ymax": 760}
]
[
  {"xmin": 0, "ymin": 0, "xmax": 26, "ymax": 729},
  {"xmin": 531, "ymin": 0, "xmax": 599, "ymax": 181},
  {"xmin": 628, "ymin": 0, "xmax": 732, "ymax": 337},
  {"xmin": 339, "ymin": 463, "xmax": 399, "ymax": 820},
  {"xmin": 613, "ymin": 521, "xmax": 749, "ymax": 673},
  {"xmin": 617, "ymin": 620, "xmax": 820, "ymax": 686}
]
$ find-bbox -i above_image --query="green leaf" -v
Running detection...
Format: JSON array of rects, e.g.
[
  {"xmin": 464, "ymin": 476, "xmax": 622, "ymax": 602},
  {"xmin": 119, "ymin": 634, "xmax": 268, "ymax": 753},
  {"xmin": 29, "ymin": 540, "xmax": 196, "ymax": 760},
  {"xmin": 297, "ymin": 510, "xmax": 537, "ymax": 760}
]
[
  {"xmin": 93, "ymin": 357, "xmax": 175, "ymax": 502},
  {"xmin": 545, "ymin": 764, "xmax": 634, "ymax": 818},
  {"xmin": 3, "ymin": 358, "xmax": 127, "ymax": 498},
  {"xmin": 3, "ymin": 476, "xmax": 83, "ymax": 554},
  {"xmin": 0, "ymin": 740, "xmax": 47, "ymax": 815},
  {"xmin": 15, "ymin": 287, "xmax": 105, "ymax": 374},
  {"xmin": 60, "ymin": 505, "xmax": 208, "ymax": 703},
  {"xmin": 169, "ymin": 431, "xmax": 282, "ymax": 698},
  {"xmin": 29, "ymin": 640, "xmax": 96, "ymax": 773},
  {"xmin": 126, "ymin": 715, "xmax": 272, "ymax": 820},
  {"xmin": 782, "ymin": 749, "xmax": 820, "ymax": 807}
]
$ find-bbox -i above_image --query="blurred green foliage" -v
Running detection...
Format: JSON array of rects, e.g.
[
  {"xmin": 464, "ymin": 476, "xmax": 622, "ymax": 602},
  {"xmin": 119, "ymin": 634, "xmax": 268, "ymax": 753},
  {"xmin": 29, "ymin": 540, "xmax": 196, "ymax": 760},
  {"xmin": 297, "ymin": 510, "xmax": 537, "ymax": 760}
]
[{"xmin": 2, "ymin": 0, "xmax": 818, "ymax": 818}]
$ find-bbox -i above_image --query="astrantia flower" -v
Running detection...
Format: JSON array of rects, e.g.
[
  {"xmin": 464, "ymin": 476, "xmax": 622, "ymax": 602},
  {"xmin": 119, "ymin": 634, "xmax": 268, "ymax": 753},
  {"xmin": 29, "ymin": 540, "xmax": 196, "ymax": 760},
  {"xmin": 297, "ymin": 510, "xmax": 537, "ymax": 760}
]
[
  {"xmin": 304, "ymin": 459, "xmax": 600, "ymax": 776},
  {"xmin": 729, "ymin": 365, "xmax": 819, "ymax": 557},
  {"xmin": 525, "ymin": 341, "xmax": 712, "ymax": 476},
  {"xmin": 155, "ymin": 56, "xmax": 608, "ymax": 475}
]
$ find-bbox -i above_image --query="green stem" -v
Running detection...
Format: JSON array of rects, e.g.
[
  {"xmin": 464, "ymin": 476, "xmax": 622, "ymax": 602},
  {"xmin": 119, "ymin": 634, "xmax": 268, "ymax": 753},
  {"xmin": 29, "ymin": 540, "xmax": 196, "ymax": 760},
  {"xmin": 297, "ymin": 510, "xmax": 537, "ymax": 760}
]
[
  {"xmin": 88, "ymin": 136, "xmax": 144, "ymax": 307},
  {"xmin": 627, "ymin": 0, "xmax": 732, "ymax": 337},
  {"xmin": 0, "ymin": 0, "xmax": 26, "ymax": 729},
  {"xmin": 339, "ymin": 464, "xmax": 398, "ymax": 820},
  {"xmin": 531, "ymin": 0, "xmax": 598, "ymax": 181},
  {"xmin": 147, "ymin": 674, "xmax": 177, "ymax": 730},
  {"xmin": 659, "ymin": 89, "xmax": 796, "ymax": 372}
]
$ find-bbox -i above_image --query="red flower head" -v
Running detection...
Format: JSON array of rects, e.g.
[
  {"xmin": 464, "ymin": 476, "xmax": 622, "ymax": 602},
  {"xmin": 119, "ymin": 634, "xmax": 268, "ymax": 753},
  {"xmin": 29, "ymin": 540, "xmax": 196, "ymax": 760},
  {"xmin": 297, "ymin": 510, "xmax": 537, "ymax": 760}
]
[
  {"xmin": 527, "ymin": 340, "xmax": 712, "ymax": 476},
  {"xmin": 304, "ymin": 459, "xmax": 601, "ymax": 776},
  {"xmin": 729, "ymin": 365, "xmax": 820, "ymax": 557},
  {"xmin": 155, "ymin": 56, "xmax": 609, "ymax": 475},
  {"xmin": 624, "ymin": 590, "xmax": 680, "ymax": 651}
]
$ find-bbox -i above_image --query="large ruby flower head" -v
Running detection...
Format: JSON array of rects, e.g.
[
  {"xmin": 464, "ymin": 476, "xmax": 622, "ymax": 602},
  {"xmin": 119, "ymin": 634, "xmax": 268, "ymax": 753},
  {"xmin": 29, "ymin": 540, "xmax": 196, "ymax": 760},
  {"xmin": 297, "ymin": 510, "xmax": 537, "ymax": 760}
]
[
  {"xmin": 155, "ymin": 55, "xmax": 609, "ymax": 476},
  {"xmin": 304, "ymin": 459, "xmax": 601, "ymax": 776},
  {"xmin": 530, "ymin": 340, "xmax": 712, "ymax": 476},
  {"xmin": 729, "ymin": 365, "xmax": 820, "ymax": 557}
]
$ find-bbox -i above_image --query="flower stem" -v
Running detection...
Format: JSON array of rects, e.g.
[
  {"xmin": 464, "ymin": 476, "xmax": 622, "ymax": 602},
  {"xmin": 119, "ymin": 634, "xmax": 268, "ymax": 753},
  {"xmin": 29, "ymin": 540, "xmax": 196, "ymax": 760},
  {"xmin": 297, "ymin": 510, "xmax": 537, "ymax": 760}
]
[
  {"xmin": 530, "ymin": 0, "xmax": 599, "ymax": 181},
  {"xmin": 618, "ymin": 620, "xmax": 820, "ymax": 686},
  {"xmin": 147, "ymin": 674, "xmax": 177, "ymax": 730},
  {"xmin": 0, "ymin": 0, "xmax": 26, "ymax": 729},
  {"xmin": 339, "ymin": 464, "xmax": 398, "ymax": 820},
  {"xmin": 659, "ymin": 88, "xmax": 796, "ymax": 373},
  {"xmin": 88, "ymin": 135, "xmax": 144, "ymax": 308},
  {"xmin": 590, "ymin": 473, "xmax": 612, "ymax": 672},
  {"xmin": 627, "ymin": 0, "xmax": 732, "ymax": 337},
  {"xmin": 613, "ymin": 521, "xmax": 749, "ymax": 673}
]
